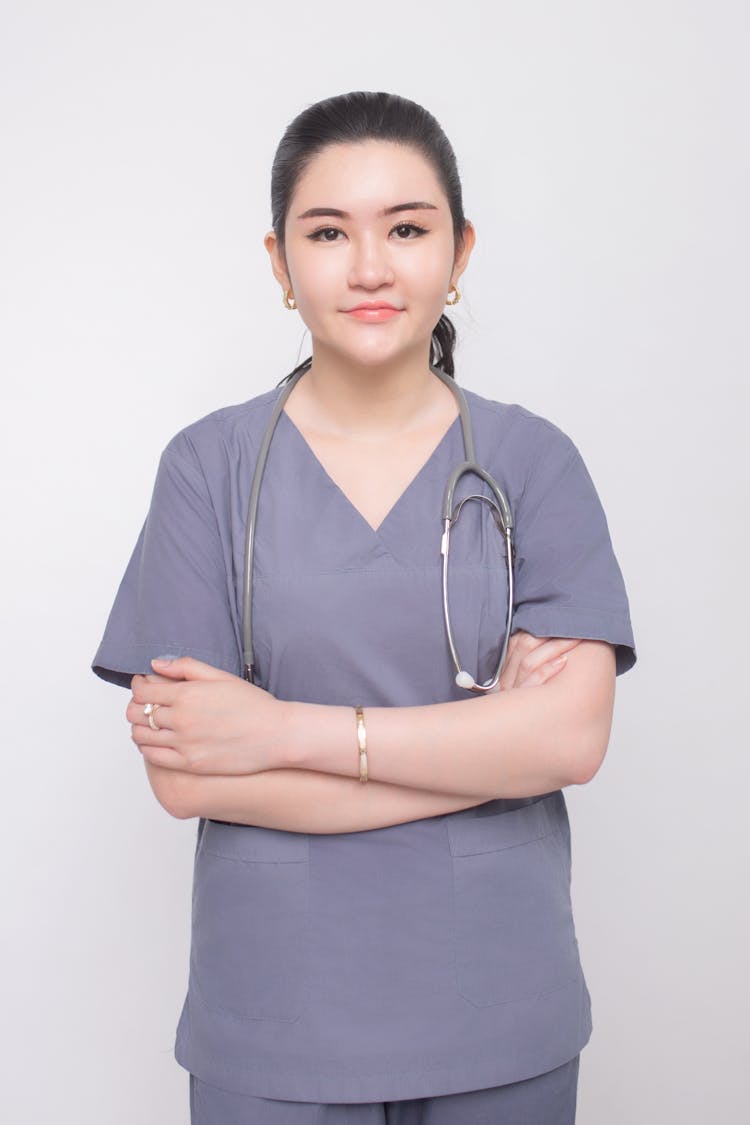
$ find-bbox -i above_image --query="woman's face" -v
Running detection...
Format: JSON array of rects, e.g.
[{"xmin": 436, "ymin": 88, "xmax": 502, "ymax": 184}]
[{"xmin": 265, "ymin": 140, "xmax": 474, "ymax": 371}]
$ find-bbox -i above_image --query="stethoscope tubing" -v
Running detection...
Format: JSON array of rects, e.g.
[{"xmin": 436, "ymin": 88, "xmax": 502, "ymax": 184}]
[
  {"xmin": 242, "ymin": 364, "xmax": 515, "ymax": 694},
  {"xmin": 242, "ymin": 369, "xmax": 302, "ymax": 683}
]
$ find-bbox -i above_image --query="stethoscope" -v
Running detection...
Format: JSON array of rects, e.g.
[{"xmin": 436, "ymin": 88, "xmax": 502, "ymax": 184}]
[{"xmin": 242, "ymin": 364, "xmax": 515, "ymax": 695}]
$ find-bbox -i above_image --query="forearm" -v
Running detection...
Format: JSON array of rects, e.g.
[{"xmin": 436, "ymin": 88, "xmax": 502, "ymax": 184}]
[
  {"xmin": 286, "ymin": 642, "xmax": 616, "ymax": 799},
  {"xmin": 145, "ymin": 761, "xmax": 488, "ymax": 833}
]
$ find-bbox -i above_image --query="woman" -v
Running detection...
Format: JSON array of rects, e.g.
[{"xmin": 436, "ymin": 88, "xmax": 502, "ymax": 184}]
[{"xmin": 93, "ymin": 91, "xmax": 636, "ymax": 1124}]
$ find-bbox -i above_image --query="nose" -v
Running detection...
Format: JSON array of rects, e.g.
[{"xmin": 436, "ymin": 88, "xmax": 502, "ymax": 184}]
[{"xmin": 347, "ymin": 232, "xmax": 395, "ymax": 290}]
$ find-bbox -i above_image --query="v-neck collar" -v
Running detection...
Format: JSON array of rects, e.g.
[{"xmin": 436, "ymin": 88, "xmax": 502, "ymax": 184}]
[{"xmin": 278, "ymin": 408, "xmax": 462, "ymax": 538}]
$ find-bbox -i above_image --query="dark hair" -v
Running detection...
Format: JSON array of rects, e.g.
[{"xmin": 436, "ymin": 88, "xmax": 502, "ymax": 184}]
[{"xmin": 271, "ymin": 91, "xmax": 467, "ymax": 382}]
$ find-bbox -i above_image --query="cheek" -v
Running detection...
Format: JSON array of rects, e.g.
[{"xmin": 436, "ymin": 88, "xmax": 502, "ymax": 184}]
[
  {"xmin": 403, "ymin": 242, "xmax": 454, "ymax": 296},
  {"xmin": 288, "ymin": 253, "xmax": 341, "ymax": 318},
  {"xmin": 403, "ymin": 268, "xmax": 453, "ymax": 328}
]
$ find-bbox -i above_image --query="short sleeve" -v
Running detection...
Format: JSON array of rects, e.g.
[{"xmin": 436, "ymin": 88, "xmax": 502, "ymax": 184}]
[
  {"xmin": 510, "ymin": 423, "xmax": 636, "ymax": 676},
  {"xmin": 91, "ymin": 434, "xmax": 241, "ymax": 688}
]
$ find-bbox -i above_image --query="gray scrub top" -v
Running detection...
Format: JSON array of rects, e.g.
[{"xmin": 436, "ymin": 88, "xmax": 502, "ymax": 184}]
[{"xmin": 92, "ymin": 380, "xmax": 637, "ymax": 1103}]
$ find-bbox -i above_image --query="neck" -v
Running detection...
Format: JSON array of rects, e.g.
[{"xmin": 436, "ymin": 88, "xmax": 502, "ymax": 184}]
[{"xmin": 294, "ymin": 343, "xmax": 453, "ymax": 439}]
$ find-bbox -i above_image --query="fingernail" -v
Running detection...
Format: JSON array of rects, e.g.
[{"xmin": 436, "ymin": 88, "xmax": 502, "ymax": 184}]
[{"xmin": 152, "ymin": 654, "xmax": 176, "ymax": 666}]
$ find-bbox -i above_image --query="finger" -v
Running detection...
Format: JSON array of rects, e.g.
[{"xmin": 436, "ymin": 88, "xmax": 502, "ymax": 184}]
[
  {"xmin": 130, "ymin": 676, "xmax": 183, "ymax": 707},
  {"xmin": 150, "ymin": 656, "xmax": 234, "ymax": 682},
  {"xmin": 499, "ymin": 631, "xmax": 547, "ymax": 690},
  {"xmin": 125, "ymin": 699, "xmax": 177, "ymax": 730},
  {"xmin": 512, "ymin": 637, "xmax": 582, "ymax": 683},
  {"xmin": 517, "ymin": 654, "xmax": 568, "ymax": 688},
  {"xmin": 541, "ymin": 637, "xmax": 582, "ymax": 655},
  {"xmin": 137, "ymin": 744, "xmax": 186, "ymax": 770},
  {"xmin": 130, "ymin": 722, "xmax": 181, "ymax": 753},
  {"xmin": 499, "ymin": 649, "xmax": 524, "ymax": 691},
  {"xmin": 497, "ymin": 633, "xmax": 524, "ymax": 690}
]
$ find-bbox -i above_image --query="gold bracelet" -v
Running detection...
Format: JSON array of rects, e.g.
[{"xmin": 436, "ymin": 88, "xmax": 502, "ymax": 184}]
[{"xmin": 355, "ymin": 705, "xmax": 368, "ymax": 783}]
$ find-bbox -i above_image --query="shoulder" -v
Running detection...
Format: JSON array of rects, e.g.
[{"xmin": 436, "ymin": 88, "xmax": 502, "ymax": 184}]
[
  {"xmin": 158, "ymin": 385, "xmax": 281, "ymax": 474},
  {"xmin": 461, "ymin": 385, "xmax": 583, "ymax": 483}
]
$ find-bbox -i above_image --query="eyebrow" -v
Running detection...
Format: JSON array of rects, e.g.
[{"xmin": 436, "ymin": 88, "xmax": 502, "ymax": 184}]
[{"xmin": 296, "ymin": 201, "xmax": 439, "ymax": 221}]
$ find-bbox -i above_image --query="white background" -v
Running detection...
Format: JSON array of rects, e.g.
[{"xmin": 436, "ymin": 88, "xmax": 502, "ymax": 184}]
[{"xmin": 2, "ymin": 1, "xmax": 747, "ymax": 1121}]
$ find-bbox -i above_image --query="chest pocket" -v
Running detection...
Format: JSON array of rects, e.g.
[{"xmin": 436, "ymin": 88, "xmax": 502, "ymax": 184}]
[
  {"xmin": 446, "ymin": 792, "xmax": 582, "ymax": 1007},
  {"xmin": 189, "ymin": 821, "xmax": 310, "ymax": 1022}
]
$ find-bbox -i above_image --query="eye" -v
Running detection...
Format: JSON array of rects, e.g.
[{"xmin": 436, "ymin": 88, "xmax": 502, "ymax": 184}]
[
  {"xmin": 391, "ymin": 222, "xmax": 428, "ymax": 239},
  {"xmin": 307, "ymin": 226, "xmax": 344, "ymax": 242}
]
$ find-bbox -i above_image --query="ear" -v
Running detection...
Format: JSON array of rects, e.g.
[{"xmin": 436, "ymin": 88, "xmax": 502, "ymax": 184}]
[
  {"xmin": 264, "ymin": 229, "xmax": 292, "ymax": 292},
  {"xmin": 450, "ymin": 220, "xmax": 476, "ymax": 288}
]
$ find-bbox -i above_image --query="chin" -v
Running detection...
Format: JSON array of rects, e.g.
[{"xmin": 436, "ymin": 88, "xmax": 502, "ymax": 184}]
[
  {"xmin": 343, "ymin": 337, "xmax": 425, "ymax": 369},
  {"xmin": 350, "ymin": 350, "xmax": 405, "ymax": 369},
  {"xmin": 313, "ymin": 323, "xmax": 428, "ymax": 371}
]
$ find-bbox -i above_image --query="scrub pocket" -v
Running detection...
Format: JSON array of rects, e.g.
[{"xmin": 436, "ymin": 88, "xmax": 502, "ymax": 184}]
[
  {"xmin": 446, "ymin": 792, "xmax": 581, "ymax": 1007},
  {"xmin": 189, "ymin": 820, "xmax": 310, "ymax": 1022}
]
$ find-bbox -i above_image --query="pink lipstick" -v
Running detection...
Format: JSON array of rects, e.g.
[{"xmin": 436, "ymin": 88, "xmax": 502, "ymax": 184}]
[{"xmin": 344, "ymin": 302, "xmax": 403, "ymax": 322}]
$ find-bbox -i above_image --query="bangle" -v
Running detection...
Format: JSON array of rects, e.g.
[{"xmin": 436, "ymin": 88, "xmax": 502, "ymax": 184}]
[{"xmin": 355, "ymin": 705, "xmax": 368, "ymax": 783}]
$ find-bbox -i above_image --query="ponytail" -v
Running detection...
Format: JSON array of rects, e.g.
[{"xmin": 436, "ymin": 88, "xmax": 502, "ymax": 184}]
[{"xmin": 429, "ymin": 314, "xmax": 457, "ymax": 378}]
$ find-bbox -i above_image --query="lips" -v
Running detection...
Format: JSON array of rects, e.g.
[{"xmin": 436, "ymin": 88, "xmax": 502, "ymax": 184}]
[
  {"xmin": 346, "ymin": 302, "xmax": 400, "ymax": 311},
  {"xmin": 344, "ymin": 302, "xmax": 403, "ymax": 322}
]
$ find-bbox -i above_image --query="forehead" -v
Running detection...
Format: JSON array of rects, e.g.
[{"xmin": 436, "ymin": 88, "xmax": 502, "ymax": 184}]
[{"xmin": 290, "ymin": 140, "xmax": 447, "ymax": 214}]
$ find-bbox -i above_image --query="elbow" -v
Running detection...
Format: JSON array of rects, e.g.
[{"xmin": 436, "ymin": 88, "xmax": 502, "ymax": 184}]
[
  {"xmin": 163, "ymin": 796, "xmax": 195, "ymax": 821},
  {"xmin": 569, "ymin": 741, "xmax": 607, "ymax": 786},
  {"xmin": 567, "ymin": 716, "xmax": 613, "ymax": 785},
  {"xmin": 145, "ymin": 762, "xmax": 196, "ymax": 819},
  {"xmin": 560, "ymin": 640, "xmax": 617, "ymax": 786}
]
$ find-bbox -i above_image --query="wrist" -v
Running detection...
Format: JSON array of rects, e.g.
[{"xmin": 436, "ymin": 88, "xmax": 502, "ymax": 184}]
[
  {"xmin": 273, "ymin": 698, "xmax": 301, "ymax": 769},
  {"xmin": 281, "ymin": 699, "xmax": 357, "ymax": 776},
  {"xmin": 279, "ymin": 700, "xmax": 319, "ymax": 770}
]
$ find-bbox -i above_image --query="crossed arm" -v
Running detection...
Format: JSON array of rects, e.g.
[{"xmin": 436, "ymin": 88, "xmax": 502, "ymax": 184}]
[{"xmin": 126, "ymin": 631, "xmax": 617, "ymax": 834}]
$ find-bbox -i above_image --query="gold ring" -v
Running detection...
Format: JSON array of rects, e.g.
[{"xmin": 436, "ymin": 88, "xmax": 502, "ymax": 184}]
[{"xmin": 143, "ymin": 702, "xmax": 162, "ymax": 731}]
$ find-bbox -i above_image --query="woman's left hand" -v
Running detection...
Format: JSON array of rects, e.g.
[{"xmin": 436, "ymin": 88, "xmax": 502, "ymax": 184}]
[{"xmin": 127, "ymin": 657, "xmax": 289, "ymax": 775}]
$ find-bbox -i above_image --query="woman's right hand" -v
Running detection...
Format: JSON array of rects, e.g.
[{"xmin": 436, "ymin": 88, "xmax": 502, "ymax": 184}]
[{"xmin": 498, "ymin": 631, "xmax": 583, "ymax": 691}]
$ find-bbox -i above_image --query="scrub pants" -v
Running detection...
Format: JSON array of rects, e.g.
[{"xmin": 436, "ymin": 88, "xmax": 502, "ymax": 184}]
[{"xmin": 189, "ymin": 1055, "xmax": 579, "ymax": 1124}]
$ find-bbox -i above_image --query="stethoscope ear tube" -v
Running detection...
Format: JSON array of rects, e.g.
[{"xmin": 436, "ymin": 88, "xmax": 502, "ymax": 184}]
[
  {"xmin": 242, "ymin": 366, "xmax": 307, "ymax": 682},
  {"xmin": 441, "ymin": 460, "xmax": 513, "ymax": 533}
]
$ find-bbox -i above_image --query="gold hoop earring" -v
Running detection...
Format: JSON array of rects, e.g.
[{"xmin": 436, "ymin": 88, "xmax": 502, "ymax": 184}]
[
  {"xmin": 445, "ymin": 284, "xmax": 461, "ymax": 306},
  {"xmin": 283, "ymin": 289, "xmax": 297, "ymax": 311}
]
